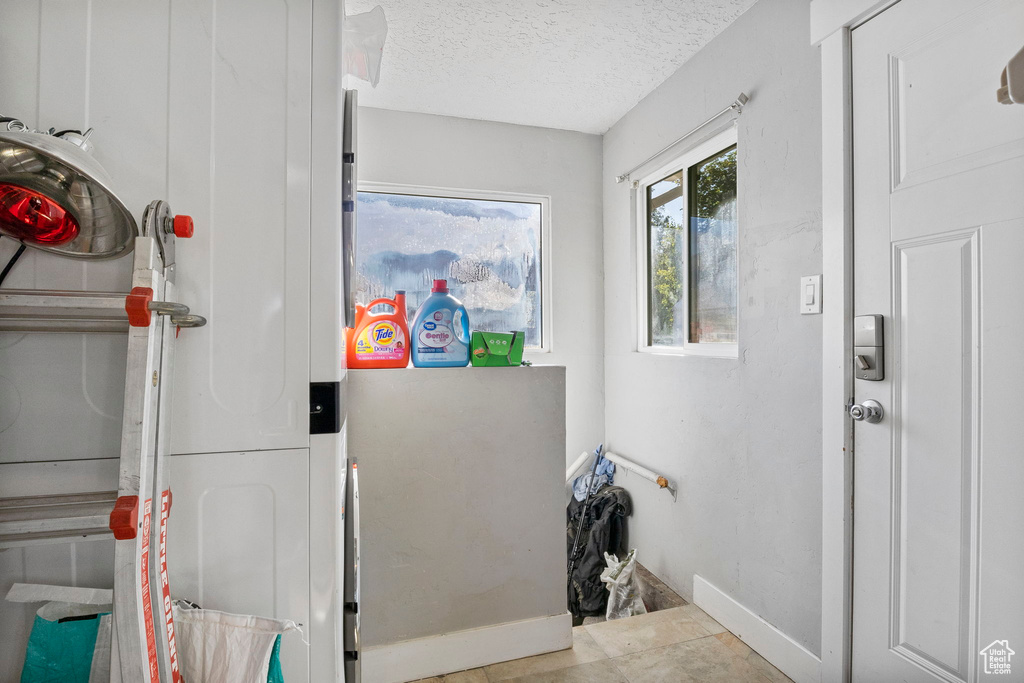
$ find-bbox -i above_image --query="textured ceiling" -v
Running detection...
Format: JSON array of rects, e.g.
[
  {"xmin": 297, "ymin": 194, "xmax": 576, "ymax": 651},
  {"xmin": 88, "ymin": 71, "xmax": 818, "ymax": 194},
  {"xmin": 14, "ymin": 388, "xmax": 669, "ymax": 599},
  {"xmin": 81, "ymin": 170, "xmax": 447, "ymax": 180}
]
[{"xmin": 345, "ymin": 0, "xmax": 757, "ymax": 134}]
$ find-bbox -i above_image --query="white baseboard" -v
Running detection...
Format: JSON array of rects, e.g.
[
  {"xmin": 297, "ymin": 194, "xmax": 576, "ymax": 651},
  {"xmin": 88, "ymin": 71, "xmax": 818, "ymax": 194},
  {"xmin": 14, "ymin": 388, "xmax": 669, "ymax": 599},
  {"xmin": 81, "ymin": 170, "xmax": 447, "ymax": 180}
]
[
  {"xmin": 693, "ymin": 575, "xmax": 821, "ymax": 683},
  {"xmin": 361, "ymin": 612, "xmax": 573, "ymax": 683}
]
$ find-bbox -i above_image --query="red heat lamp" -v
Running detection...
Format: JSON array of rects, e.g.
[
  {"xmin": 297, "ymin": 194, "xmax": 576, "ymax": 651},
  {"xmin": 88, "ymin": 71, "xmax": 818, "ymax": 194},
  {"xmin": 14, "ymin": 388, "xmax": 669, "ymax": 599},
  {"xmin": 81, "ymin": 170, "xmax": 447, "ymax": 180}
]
[
  {"xmin": 0, "ymin": 125, "xmax": 137, "ymax": 259},
  {"xmin": 0, "ymin": 184, "xmax": 80, "ymax": 246}
]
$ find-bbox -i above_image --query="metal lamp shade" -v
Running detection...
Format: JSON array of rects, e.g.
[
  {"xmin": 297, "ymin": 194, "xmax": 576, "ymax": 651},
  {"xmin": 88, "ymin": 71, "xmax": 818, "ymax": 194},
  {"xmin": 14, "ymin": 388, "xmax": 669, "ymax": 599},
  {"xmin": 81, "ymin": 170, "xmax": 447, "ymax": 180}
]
[{"xmin": 0, "ymin": 131, "xmax": 137, "ymax": 259}]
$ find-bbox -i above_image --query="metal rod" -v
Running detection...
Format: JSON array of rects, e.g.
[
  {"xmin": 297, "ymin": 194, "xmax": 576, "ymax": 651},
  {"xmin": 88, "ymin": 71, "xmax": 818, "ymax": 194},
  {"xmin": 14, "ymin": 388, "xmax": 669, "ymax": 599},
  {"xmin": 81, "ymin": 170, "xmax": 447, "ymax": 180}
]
[
  {"xmin": 0, "ymin": 490, "xmax": 118, "ymax": 547},
  {"xmin": 0, "ymin": 289, "xmax": 130, "ymax": 333},
  {"xmin": 0, "ymin": 288, "xmax": 206, "ymax": 332},
  {"xmin": 615, "ymin": 92, "xmax": 749, "ymax": 184},
  {"xmin": 0, "ymin": 289, "xmax": 128, "ymax": 316}
]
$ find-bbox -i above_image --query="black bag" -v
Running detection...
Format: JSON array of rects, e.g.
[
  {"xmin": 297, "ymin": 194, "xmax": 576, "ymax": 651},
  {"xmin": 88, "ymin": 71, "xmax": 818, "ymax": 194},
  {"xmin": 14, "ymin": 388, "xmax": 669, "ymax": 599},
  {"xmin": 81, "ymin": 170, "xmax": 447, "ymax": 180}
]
[{"xmin": 567, "ymin": 485, "xmax": 632, "ymax": 619}]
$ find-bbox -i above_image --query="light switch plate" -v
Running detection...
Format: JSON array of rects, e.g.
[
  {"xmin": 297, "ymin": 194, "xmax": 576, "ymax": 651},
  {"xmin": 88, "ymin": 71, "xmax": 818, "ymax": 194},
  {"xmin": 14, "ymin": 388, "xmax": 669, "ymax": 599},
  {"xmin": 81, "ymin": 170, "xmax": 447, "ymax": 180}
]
[{"xmin": 800, "ymin": 275, "xmax": 822, "ymax": 314}]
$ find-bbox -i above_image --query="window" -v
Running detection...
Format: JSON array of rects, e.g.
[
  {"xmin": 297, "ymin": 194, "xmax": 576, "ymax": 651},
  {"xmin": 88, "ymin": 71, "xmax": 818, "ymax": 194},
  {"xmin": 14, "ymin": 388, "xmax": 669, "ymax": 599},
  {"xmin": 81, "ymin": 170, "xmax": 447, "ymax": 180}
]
[
  {"xmin": 355, "ymin": 185, "xmax": 548, "ymax": 349},
  {"xmin": 638, "ymin": 128, "xmax": 738, "ymax": 357}
]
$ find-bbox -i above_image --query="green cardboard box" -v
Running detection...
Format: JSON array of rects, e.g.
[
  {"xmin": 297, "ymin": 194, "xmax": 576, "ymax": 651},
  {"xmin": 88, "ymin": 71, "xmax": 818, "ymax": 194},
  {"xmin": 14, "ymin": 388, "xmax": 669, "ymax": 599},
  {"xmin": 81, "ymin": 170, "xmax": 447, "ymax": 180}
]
[{"xmin": 470, "ymin": 330, "xmax": 525, "ymax": 367}]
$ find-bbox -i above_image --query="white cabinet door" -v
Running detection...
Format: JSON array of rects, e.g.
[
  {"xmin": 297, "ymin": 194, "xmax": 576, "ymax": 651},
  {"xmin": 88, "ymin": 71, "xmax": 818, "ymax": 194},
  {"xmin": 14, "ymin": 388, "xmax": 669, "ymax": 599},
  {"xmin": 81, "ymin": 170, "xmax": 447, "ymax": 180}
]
[
  {"xmin": 166, "ymin": 0, "xmax": 312, "ymax": 455},
  {"xmin": 0, "ymin": 0, "xmax": 312, "ymax": 463},
  {"xmin": 167, "ymin": 449, "xmax": 310, "ymax": 682}
]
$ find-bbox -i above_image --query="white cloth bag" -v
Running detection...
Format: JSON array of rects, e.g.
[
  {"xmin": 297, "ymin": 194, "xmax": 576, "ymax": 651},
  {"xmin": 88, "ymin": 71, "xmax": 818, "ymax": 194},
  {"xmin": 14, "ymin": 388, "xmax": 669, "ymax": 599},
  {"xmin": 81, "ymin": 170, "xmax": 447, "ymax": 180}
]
[{"xmin": 172, "ymin": 605, "xmax": 299, "ymax": 683}]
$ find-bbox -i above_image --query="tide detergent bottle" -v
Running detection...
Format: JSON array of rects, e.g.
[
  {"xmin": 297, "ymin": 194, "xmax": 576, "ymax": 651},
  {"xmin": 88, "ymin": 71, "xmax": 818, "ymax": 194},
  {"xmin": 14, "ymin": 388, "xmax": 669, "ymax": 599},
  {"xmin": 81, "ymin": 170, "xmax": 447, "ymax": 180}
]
[
  {"xmin": 345, "ymin": 291, "xmax": 411, "ymax": 369},
  {"xmin": 411, "ymin": 279, "xmax": 470, "ymax": 367}
]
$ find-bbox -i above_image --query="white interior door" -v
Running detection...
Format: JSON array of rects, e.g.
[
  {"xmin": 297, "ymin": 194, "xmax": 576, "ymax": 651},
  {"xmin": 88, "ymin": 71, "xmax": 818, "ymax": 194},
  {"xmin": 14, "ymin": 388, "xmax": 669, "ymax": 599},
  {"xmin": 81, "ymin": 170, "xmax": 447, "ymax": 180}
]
[{"xmin": 852, "ymin": 1, "xmax": 1024, "ymax": 681}]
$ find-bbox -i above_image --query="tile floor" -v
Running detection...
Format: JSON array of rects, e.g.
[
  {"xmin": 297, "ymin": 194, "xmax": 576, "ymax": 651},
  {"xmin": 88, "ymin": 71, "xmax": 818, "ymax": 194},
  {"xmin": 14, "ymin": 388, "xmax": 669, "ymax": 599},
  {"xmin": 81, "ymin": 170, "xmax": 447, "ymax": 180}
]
[{"xmin": 411, "ymin": 604, "xmax": 793, "ymax": 683}]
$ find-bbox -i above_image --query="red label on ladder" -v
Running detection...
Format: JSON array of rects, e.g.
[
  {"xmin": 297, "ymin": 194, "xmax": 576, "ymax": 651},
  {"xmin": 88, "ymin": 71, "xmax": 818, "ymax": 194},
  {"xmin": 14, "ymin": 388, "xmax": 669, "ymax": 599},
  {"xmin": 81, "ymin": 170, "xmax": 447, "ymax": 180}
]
[
  {"xmin": 159, "ymin": 489, "xmax": 182, "ymax": 683},
  {"xmin": 140, "ymin": 498, "xmax": 160, "ymax": 681}
]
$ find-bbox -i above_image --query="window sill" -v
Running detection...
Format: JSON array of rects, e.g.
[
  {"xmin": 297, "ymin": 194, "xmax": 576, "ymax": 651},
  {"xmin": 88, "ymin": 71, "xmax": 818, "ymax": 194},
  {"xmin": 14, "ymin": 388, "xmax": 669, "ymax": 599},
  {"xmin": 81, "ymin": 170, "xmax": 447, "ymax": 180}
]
[{"xmin": 637, "ymin": 344, "xmax": 739, "ymax": 360}]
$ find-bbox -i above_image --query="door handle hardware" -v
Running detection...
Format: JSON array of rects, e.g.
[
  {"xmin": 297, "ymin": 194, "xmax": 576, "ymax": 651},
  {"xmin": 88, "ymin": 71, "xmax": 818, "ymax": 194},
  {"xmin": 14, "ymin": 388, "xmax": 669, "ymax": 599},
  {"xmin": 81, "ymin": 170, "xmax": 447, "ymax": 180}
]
[
  {"xmin": 854, "ymin": 314, "xmax": 884, "ymax": 381},
  {"xmin": 848, "ymin": 399, "xmax": 883, "ymax": 424}
]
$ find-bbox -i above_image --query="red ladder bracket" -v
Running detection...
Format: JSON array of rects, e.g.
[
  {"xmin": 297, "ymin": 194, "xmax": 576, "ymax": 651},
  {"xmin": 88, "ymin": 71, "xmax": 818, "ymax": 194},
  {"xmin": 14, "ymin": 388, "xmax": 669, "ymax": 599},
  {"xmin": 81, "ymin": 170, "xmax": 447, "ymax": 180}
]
[
  {"xmin": 109, "ymin": 495, "xmax": 140, "ymax": 539},
  {"xmin": 125, "ymin": 287, "xmax": 154, "ymax": 327}
]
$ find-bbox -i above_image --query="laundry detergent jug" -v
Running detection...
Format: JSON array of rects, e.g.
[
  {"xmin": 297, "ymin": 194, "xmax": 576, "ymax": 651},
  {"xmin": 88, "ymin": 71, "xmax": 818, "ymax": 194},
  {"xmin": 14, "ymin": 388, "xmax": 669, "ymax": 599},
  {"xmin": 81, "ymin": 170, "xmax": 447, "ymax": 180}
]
[
  {"xmin": 345, "ymin": 291, "xmax": 410, "ymax": 369},
  {"xmin": 411, "ymin": 279, "xmax": 470, "ymax": 367}
]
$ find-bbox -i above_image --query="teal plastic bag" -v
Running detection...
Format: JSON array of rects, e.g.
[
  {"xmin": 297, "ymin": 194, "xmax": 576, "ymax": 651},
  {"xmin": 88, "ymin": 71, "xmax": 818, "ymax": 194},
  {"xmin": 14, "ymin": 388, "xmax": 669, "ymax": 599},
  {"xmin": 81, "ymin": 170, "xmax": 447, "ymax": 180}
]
[
  {"xmin": 22, "ymin": 610, "xmax": 284, "ymax": 683},
  {"xmin": 20, "ymin": 611, "xmax": 108, "ymax": 683},
  {"xmin": 266, "ymin": 634, "xmax": 284, "ymax": 683}
]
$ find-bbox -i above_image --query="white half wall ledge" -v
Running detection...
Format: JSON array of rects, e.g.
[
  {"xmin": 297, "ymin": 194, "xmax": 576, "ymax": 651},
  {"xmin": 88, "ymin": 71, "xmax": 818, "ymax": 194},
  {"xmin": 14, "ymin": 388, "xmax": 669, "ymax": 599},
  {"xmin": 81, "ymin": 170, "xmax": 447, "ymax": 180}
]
[
  {"xmin": 361, "ymin": 612, "xmax": 573, "ymax": 683},
  {"xmin": 693, "ymin": 575, "xmax": 822, "ymax": 683}
]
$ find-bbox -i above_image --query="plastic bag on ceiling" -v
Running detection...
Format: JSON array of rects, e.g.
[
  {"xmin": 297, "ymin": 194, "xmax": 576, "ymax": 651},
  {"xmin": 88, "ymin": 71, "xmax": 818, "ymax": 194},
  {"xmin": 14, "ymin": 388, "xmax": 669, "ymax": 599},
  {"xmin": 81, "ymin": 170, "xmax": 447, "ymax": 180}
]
[{"xmin": 344, "ymin": 6, "xmax": 388, "ymax": 87}]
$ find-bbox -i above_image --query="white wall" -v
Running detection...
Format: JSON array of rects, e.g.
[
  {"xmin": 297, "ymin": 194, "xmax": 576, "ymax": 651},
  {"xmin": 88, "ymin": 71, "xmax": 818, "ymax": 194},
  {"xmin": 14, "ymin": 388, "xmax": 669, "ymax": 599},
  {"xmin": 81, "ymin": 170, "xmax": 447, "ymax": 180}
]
[
  {"xmin": 602, "ymin": 0, "xmax": 824, "ymax": 655},
  {"xmin": 357, "ymin": 108, "xmax": 604, "ymax": 465}
]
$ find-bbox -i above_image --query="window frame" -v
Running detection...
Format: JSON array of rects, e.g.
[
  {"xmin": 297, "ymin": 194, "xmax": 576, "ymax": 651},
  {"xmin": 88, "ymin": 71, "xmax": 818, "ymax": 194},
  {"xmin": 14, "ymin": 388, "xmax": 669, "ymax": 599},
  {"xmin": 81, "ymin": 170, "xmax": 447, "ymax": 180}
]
[
  {"xmin": 634, "ymin": 127, "xmax": 739, "ymax": 358},
  {"xmin": 357, "ymin": 181, "xmax": 553, "ymax": 353}
]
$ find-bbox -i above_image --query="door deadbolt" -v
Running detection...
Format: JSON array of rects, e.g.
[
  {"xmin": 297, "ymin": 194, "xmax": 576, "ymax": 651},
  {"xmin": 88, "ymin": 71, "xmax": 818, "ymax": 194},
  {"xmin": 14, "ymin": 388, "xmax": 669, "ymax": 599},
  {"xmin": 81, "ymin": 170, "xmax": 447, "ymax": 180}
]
[
  {"xmin": 848, "ymin": 399, "xmax": 883, "ymax": 424},
  {"xmin": 854, "ymin": 314, "xmax": 884, "ymax": 381}
]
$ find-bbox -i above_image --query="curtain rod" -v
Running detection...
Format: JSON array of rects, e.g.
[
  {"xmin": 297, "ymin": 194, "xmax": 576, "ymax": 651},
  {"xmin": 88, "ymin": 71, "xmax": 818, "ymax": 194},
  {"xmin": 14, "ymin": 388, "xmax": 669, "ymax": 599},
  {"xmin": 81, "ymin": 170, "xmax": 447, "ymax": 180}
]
[{"xmin": 615, "ymin": 92, "xmax": 749, "ymax": 185}]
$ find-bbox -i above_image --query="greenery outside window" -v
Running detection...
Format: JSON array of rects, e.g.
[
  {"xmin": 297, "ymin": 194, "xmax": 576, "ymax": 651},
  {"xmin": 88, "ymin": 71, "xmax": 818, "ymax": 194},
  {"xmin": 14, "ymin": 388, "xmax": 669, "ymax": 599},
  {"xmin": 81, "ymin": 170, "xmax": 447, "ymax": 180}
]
[{"xmin": 637, "ymin": 127, "xmax": 738, "ymax": 357}]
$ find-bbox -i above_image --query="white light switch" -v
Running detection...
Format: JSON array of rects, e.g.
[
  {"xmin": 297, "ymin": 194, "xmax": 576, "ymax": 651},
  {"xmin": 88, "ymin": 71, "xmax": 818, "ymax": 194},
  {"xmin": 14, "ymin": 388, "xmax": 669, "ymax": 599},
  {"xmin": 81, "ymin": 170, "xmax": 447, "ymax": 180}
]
[{"xmin": 800, "ymin": 275, "xmax": 822, "ymax": 314}]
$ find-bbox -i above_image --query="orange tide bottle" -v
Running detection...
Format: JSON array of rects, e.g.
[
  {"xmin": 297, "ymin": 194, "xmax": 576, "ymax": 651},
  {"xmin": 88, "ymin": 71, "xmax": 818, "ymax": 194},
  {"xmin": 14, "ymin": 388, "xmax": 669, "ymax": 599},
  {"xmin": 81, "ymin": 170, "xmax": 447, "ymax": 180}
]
[{"xmin": 345, "ymin": 291, "xmax": 411, "ymax": 368}]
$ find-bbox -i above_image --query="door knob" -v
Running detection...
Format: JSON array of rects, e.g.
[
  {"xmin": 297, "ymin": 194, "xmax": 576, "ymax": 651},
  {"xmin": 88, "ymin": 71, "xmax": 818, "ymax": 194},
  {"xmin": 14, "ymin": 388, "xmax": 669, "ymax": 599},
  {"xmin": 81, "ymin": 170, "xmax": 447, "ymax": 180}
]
[{"xmin": 848, "ymin": 399, "xmax": 883, "ymax": 424}]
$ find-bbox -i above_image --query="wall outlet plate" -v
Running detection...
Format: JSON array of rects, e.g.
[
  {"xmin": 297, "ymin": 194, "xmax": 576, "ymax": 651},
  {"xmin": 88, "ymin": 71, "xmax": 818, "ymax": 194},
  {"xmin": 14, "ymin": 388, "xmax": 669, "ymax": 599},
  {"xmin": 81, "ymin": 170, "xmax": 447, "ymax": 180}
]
[{"xmin": 800, "ymin": 275, "xmax": 822, "ymax": 315}]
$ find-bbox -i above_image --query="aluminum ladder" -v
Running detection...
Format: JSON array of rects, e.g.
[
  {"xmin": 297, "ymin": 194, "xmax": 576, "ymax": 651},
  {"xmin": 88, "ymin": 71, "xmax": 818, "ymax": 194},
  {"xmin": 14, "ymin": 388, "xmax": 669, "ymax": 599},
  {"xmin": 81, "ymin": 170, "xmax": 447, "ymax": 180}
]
[{"xmin": 0, "ymin": 199, "xmax": 207, "ymax": 683}]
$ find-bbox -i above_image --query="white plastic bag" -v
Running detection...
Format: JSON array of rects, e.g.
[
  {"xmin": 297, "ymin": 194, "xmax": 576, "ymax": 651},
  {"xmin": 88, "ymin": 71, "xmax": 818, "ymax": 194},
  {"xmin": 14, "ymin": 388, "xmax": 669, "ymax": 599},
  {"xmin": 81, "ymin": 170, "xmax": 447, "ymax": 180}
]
[
  {"xmin": 600, "ymin": 549, "xmax": 647, "ymax": 620},
  {"xmin": 172, "ymin": 604, "xmax": 300, "ymax": 683},
  {"xmin": 343, "ymin": 6, "xmax": 388, "ymax": 86}
]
